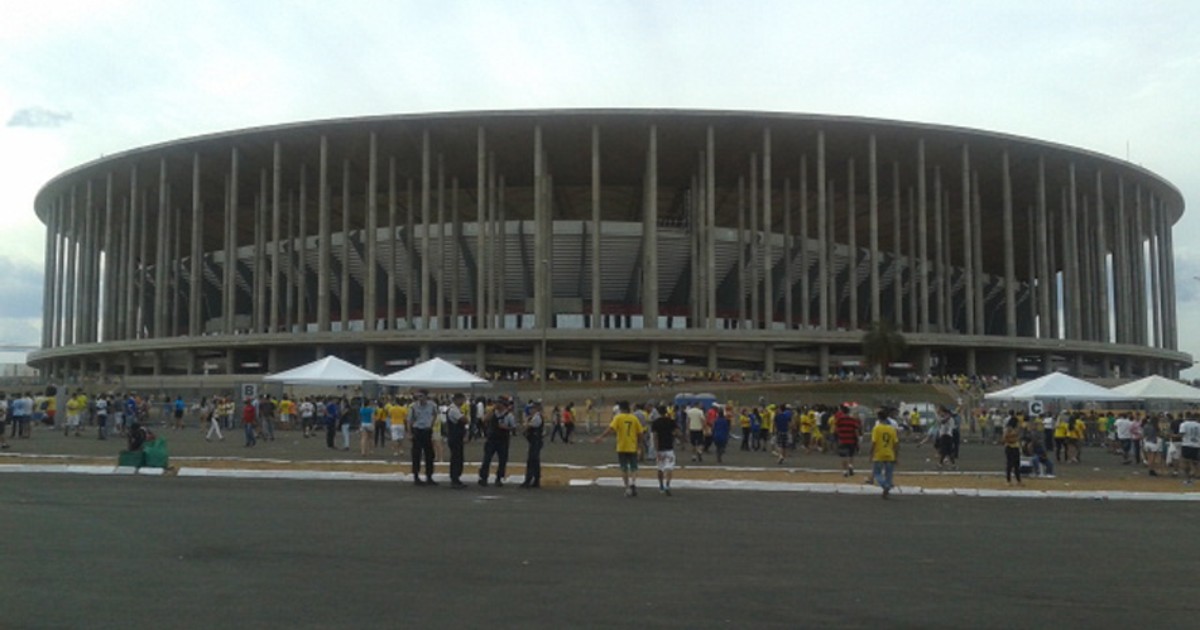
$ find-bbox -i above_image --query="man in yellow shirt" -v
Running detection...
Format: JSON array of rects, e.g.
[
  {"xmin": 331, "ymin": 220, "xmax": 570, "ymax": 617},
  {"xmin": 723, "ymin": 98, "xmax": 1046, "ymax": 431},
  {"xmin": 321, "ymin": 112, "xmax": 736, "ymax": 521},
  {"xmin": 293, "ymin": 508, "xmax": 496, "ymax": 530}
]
[
  {"xmin": 386, "ymin": 397, "xmax": 408, "ymax": 456},
  {"xmin": 870, "ymin": 409, "xmax": 900, "ymax": 499},
  {"xmin": 594, "ymin": 400, "xmax": 646, "ymax": 497}
]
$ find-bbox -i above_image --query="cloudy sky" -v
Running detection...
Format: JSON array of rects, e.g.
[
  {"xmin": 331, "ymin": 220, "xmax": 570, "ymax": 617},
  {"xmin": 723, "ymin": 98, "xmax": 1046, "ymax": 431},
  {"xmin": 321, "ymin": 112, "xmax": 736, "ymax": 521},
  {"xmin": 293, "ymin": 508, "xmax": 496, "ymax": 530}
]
[{"xmin": 2, "ymin": 0, "xmax": 1198, "ymax": 372}]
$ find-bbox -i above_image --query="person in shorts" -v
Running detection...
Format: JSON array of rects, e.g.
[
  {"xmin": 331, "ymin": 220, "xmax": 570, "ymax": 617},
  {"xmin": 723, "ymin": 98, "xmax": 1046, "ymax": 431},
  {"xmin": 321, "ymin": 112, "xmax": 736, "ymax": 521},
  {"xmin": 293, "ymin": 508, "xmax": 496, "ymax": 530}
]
[
  {"xmin": 685, "ymin": 403, "xmax": 705, "ymax": 462},
  {"xmin": 834, "ymin": 404, "xmax": 862, "ymax": 477},
  {"xmin": 1178, "ymin": 414, "xmax": 1200, "ymax": 485},
  {"xmin": 594, "ymin": 400, "xmax": 645, "ymax": 497},
  {"xmin": 650, "ymin": 405, "xmax": 680, "ymax": 495}
]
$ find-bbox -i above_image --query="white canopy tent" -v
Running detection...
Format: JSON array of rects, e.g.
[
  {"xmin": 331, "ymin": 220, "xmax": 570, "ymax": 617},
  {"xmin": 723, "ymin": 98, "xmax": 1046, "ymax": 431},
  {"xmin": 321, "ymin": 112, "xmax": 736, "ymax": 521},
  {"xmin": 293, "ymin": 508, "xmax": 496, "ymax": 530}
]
[
  {"xmin": 263, "ymin": 356, "xmax": 382, "ymax": 386},
  {"xmin": 377, "ymin": 357, "xmax": 491, "ymax": 389},
  {"xmin": 1110, "ymin": 375, "xmax": 1200, "ymax": 402},
  {"xmin": 983, "ymin": 372, "xmax": 1128, "ymax": 402}
]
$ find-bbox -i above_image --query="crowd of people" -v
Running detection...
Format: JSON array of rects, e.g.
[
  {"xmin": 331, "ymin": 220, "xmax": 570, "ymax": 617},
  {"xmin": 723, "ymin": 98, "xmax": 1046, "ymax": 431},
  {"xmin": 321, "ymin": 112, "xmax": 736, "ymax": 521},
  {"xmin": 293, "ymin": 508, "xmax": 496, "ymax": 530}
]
[{"xmin": 3, "ymin": 386, "xmax": 1199, "ymax": 492}]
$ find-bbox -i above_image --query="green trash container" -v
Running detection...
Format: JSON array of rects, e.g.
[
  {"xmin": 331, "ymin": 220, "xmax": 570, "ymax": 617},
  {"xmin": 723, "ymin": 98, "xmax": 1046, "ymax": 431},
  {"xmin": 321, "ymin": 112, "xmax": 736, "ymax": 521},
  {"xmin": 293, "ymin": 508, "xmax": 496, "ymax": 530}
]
[
  {"xmin": 118, "ymin": 450, "xmax": 145, "ymax": 468},
  {"xmin": 143, "ymin": 438, "xmax": 169, "ymax": 469}
]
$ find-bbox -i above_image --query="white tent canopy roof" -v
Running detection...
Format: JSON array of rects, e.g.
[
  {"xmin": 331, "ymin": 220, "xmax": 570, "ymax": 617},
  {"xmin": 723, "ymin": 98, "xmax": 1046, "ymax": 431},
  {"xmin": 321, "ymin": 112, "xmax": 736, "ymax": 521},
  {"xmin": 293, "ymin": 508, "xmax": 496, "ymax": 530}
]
[
  {"xmin": 1110, "ymin": 375, "xmax": 1200, "ymax": 402},
  {"xmin": 983, "ymin": 372, "xmax": 1129, "ymax": 402},
  {"xmin": 377, "ymin": 357, "xmax": 490, "ymax": 389},
  {"xmin": 263, "ymin": 356, "xmax": 381, "ymax": 386}
]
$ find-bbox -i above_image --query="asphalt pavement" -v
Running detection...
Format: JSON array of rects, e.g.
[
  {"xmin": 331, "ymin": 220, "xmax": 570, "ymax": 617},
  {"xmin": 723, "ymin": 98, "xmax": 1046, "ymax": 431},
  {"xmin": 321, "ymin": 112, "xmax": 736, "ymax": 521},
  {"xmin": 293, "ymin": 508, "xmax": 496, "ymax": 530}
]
[{"xmin": 1, "ymin": 474, "xmax": 1196, "ymax": 629}]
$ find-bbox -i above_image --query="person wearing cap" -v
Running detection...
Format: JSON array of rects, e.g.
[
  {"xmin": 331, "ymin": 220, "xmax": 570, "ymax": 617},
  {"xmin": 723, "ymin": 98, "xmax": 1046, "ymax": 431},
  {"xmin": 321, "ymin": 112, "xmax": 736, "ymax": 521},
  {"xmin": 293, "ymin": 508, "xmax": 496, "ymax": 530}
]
[
  {"xmin": 479, "ymin": 398, "xmax": 517, "ymax": 487},
  {"xmin": 408, "ymin": 390, "xmax": 438, "ymax": 486},
  {"xmin": 520, "ymin": 401, "xmax": 545, "ymax": 489},
  {"xmin": 445, "ymin": 393, "xmax": 468, "ymax": 489}
]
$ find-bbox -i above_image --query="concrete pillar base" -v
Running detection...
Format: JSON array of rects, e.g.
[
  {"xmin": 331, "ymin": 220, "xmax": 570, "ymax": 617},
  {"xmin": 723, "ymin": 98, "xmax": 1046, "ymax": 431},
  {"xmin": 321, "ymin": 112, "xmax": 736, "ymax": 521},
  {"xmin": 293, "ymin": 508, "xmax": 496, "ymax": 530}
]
[
  {"xmin": 818, "ymin": 345, "xmax": 831, "ymax": 377},
  {"xmin": 965, "ymin": 348, "xmax": 976, "ymax": 376},
  {"xmin": 226, "ymin": 350, "xmax": 236, "ymax": 375},
  {"xmin": 647, "ymin": 342, "xmax": 660, "ymax": 378},
  {"xmin": 475, "ymin": 344, "xmax": 487, "ymax": 375},
  {"xmin": 364, "ymin": 346, "xmax": 376, "ymax": 373},
  {"xmin": 707, "ymin": 344, "xmax": 718, "ymax": 373},
  {"xmin": 591, "ymin": 344, "xmax": 602, "ymax": 381},
  {"xmin": 764, "ymin": 344, "xmax": 775, "ymax": 375},
  {"xmin": 917, "ymin": 348, "xmax": 932, "ymax": 375},
  {"xmin": 419, "ymin": 344, "xmax": 431, "ymax": 362}
]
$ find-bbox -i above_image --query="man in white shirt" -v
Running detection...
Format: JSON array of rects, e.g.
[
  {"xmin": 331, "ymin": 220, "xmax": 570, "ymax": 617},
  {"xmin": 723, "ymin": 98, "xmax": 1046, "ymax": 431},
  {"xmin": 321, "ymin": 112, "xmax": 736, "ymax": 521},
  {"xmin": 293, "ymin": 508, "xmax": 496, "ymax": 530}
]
[
  {"xmin": 1178, "ymin": 415, "xmax": 1200, "ymax": 485},
  {"xmin": 685, "ymin": 404, "xmax": 706, "ymax": 463},
  {"xmin": 1113, "ymin": 414, "xmax": 1134, "ymax": 464}
]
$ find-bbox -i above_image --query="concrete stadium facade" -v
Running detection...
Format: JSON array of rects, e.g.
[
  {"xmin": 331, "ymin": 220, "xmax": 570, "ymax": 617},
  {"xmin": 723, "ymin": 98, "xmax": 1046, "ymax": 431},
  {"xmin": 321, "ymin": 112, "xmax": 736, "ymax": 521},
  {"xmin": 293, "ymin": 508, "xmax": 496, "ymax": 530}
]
[{"xmin": 29, "ymin": 110, "xmax": 1190, "ymax": 380}]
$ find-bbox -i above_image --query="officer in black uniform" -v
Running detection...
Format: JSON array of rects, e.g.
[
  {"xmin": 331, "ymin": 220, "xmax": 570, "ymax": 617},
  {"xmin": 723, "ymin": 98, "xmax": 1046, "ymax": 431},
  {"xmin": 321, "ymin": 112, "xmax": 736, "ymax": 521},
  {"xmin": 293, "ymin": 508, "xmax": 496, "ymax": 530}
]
[
  {"xmin": 446, "ymin": 393, "xmax": 468, "ymax": 489},
  {"xmin": 520, "ymin": 401, "xmax": 545, "ymax": 489}
]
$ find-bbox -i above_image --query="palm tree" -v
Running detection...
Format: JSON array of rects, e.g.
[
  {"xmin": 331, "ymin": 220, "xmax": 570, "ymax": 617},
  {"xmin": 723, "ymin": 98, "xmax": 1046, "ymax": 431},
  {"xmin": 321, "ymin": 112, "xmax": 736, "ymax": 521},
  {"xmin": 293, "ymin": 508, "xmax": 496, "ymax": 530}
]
[{"xmin": 861, "ymin": 320, "xmax": 907, "ymax": 380}]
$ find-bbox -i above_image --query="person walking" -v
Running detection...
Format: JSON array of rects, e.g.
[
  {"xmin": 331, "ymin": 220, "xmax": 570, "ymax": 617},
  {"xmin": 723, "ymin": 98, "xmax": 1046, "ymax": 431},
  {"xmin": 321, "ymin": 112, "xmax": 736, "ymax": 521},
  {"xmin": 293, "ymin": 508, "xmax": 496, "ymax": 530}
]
[
  {"xmin": 408, "ymin": 390, "xmax": 438, "ymax": 485},
  {"xmin": 562, "ymin": 402, "xmax": 576, "ymax": 444},
  {"xmin": 94, "ymin": 394, "xmax": 109, "ymax": 440},
  {"xmin": 445, "ymin": 393, "xmax": 468, "ymax": 489},
  {"xmin": 870, "ymin": 409, "xmax": 900, "ymax": 499},
  {"xmin": 324, "ymin": 397, "xmax": 339, "ymax": 449},
  {"xmin": 359, "ymin": 399, "xmax": 376, "ymax": 456},
  {"xmin": 520, "ymin": 401, "xmax": 545, "ymax": 489},
  {"xmin": 1003, "ymin": 416, "xmax": 1023, "ymax": 486},
  {"xmin": 834, "ymin": 405, "xmax": 862, "ymax": 477},
  {"xmin": 712, "ymin": 407, "xmax": 730, "ymax": 464},
  {"xmin": 478, "ymin": 398, "xmax": 516, "ymax": 487},
  {"xmin": 593, "ymin": 401, "xmax": 645, "ymax": 497},
  {"xmin": 204, "ymin": 397, "xmax": 224, "ymax": 442},
  {"xmin": 386, "ymin": 396, "xmax": 408, "ymax": 457},
  {"xmin": 549, "ymin": 405, "xmax": 565, "ymax": 444},
  {"xmin": 1179, "ymin": 414, "xmax": 1200, "ymax": 486},
  {"xmin": 650, "ymin": 404, "xmax": 680, "ymax": 495}
]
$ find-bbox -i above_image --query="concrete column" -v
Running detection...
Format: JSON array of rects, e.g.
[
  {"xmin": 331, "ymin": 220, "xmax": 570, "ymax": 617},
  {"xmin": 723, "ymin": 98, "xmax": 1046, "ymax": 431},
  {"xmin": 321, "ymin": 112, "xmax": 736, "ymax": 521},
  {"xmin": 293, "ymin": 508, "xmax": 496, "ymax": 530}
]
[
  {"xmin": 818, "ymin": 344, "xmax": 831, "ymax": 376},
  {"xmin": 496, "ymin": 173, "xmax": 507, "ymax": 329},
  {"xmin": 932, "ymin": 167, "xmax": 943, "ymax": 332},
  {"xmin": 1002, "ymin": 151, "xmax": 1016, "ymax": 337},
  {"xmin": 868, "ymin": 135, "xmax": 880, "ymax": 325},
  {"xmin": 799, "ymin": 155, "xmax": 810, "ymax": 329},
  {"xmin": 405, "ymin": 178, "xmax": 415, "ymax": 328},
  {"xmin": 435, "ymin": 152, "xmax": 445, "ymax": 329},
  {"xmin": 783, "ymin": 177, "xmax": 792, "ymax": 329},
  {"xmin": 748, "ymin": 153, "xmax": 759, "ymax": 328},
  {"xmin": 83, "ymin": 180, "xmax": 98, "ymax": 343},
  {"xmin": 737, "ymin": 176, "xmax": 746, "ymax": 327},
  {"xmin": 1114, "ymin": 177, "xmax": 1129, "ymax": 343},
  {"xmin": 154, "ymin": 160, "xmax": 169, "ymax": 338},
  {"xmin": 316, "ymin": 136, "xmax": 331, "ymax": 332},
  {"xmin": 364, "ymin": 133, "xmax": 378, "ymax": 332},
  {"xmin": 388, "ymin": 157, "xmax": 398, "ymax": 330},
  {"xmin": 847, "ymin": 158, "xmax": 857, "ymax": 330},
  {"xmin": 1149, "ymin": 197, "xmax": 1161, "ymax": 347},
  {"xmin": 706, "ymin": 126, "xmax": 717, "ymax": 329},
  {"xmin": 1134, "ymin": 186, "xmax": 1145, "ymax": 345},
  {"xmin": 644, "ymin": 125, "xmax": 659, "ymax": 330},
  {"xmin": 419, "ymin": 133, "xmax": 432, "ymax": 329},
  {"xmin": 40, "ymin": 197, "xmax": 56, "ymax": 348},
  {"xmin": 112, "ymin": 198, "xmax": 125, "ymax": 341},
  {"xmin": 256, "ymin": 170, "xmax": 268, "ymax": 333},
  {"xmin": 960, "ymin": 145, "xmax": 974, "ymax": 335},
  {"xmin": 764, "ymin": 344, "xmax": 775, "ymax": 375},
  {"xmin": 450, "ymin": 177, "xmax": 460, "ymax": 328},
  {"xmin": 125, "ymin": 166, "xmax": 140, "ymax": 340},
  {"xmin": 1068, "ymin": 164, "xmax": 1083, "ymax": 340},
  {"xmin": 1036, "ymin": 157, "xmax": 1051, "ymax": 339},
  {"xmin": 189, "ymin": 154, "xmax": 202, "ymax": 337},
  {"xmin": 534, "ymin": 125, "xmax": 546, "ymax": 335},
  {"xmin": 891, "ymin": 162, "xmax": 903, "ymax": 330},
  {"xmin": 297, "ymin": 164, "xmax": 309, "ymax": 331},
  {"xmin": 762, "ymin": 128, "xmax": 773, "ymax": 328},
  {"xmin": 591, "ymin": 125, "xmax": 602, "ymax": 330},
  {"xmin": 972, "ymin": 170, "xmax": 984, "ymax": 335},
  {"xmin": 707, "ymin": 344, "xmax": 718, "ymax": 372},
  {"xmin": 916, "ymin": 139, "xmax": 929, "ymax": 332},
  {"xmin": 103, "ymin": 172, "xmax": 116, "ymax": 342},
  {"xmin": 908, "ymin": 188, "xmax": 918, "ymax": 331},
  {"xmin": 475, "ymin": 343, "xmax": 487, "ymax": 376},
  {"xmin": 64, "ymin": 189, "xmax": 78, "ymax": 346},
  {"xmin": 828, "ymin": 178, "xmax": 838, "ymax": 329},
  {"xmin": 475, "ymin": 127, "xmax": 487, "ymax": 330},
  {"xmin": 340, "ymin": 160, "xmax": 351, "ymax": 331},
  {"xmin": 270, "ymin": 141, "xmax": 282, "ymax": 333},
  {"xmin": 965, "ymin": 348, "xmax": 976, "ymax": 376},
  {"xmin": 817, "ymin": 132, "xmax": 828, "ymax": 330},
  {"xmin": 647, "ymin": 342, "xmax": 660, "ymax": 379},
  {"xmin": 225, "ymin": 148, "xmax": 239, "ymax": 335}
]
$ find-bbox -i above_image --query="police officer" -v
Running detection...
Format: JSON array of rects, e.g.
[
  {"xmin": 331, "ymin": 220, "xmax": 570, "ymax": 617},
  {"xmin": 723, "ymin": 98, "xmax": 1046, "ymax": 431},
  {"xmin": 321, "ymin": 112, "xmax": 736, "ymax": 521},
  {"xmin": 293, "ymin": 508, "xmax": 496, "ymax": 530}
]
[
  {"xmin": 478, "ymin": 398, "xmax": 516, "ymax": 487},
  {"xmin": 520, "ymin": 401, "xmax": 545, "ymax": 489},
  {"xmin": 408, "ymin": 390, "xmax": 438, "ymax": 486},
  {"xmin": 446, "ymin": 392, "xmax": 468, "ymax": 489}
]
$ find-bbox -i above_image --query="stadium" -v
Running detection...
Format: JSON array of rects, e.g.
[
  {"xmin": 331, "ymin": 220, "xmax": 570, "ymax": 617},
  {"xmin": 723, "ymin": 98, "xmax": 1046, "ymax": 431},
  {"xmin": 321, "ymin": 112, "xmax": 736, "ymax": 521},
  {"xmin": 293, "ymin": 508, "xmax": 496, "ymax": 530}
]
[{"xmin": 28, "ymin": 109, "xmax": 1190, "ymax": 382}]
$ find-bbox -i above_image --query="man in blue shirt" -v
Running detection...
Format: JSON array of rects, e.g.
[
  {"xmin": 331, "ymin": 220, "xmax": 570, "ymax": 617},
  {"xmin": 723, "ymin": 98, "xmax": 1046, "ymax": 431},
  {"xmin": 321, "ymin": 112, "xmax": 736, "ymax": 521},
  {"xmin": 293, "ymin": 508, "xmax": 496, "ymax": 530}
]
[{"xmin": 408, "ymin": 390, "xmax": 438, "ymax": 486}]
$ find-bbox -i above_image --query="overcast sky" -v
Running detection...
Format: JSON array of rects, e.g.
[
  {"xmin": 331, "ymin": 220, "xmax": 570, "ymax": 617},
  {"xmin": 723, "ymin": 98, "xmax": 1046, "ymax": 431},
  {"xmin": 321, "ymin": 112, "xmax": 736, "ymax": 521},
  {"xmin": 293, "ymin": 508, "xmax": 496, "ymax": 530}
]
[{"xmin": 2, "ymin": 0, "xmax": 1198, "ymax": 373}]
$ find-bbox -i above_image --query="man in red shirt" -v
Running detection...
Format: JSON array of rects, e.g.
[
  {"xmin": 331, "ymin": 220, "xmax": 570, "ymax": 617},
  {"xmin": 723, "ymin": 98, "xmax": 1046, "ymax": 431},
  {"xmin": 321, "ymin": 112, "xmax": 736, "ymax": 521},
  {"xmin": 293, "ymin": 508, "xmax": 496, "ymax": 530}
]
[
  {"xmin": 834, "ymin": 404, "xmax": 862, "ymax": 477},
  {"xmin": 243, "ymin": 399, "xmax": 257, "ymax": 447}
]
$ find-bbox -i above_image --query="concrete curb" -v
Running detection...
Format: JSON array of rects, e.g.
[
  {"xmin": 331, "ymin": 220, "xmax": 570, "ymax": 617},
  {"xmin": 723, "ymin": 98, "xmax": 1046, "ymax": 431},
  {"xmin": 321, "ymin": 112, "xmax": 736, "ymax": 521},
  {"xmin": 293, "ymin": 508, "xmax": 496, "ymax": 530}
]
[{"xmin": 4, "ymin": 462, "xmax": 1198, "ymax": 501}]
